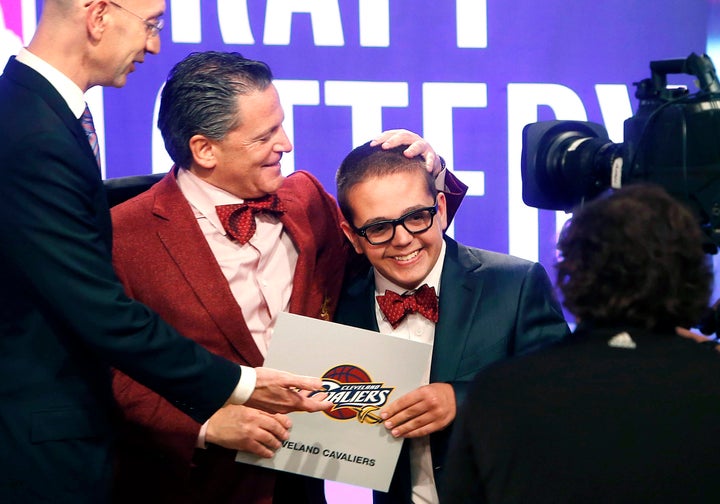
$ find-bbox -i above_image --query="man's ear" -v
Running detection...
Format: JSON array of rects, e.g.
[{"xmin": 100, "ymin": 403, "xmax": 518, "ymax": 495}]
[
  {"xmin": 188, "ymin": 135, "xmax": 216, "ymax": 171},
  {"xmin": 340, "ymin": 220, "xmax": 364, "ymax": 254},
  {"xmin": 86, "ymin": 0, "xmax": 110, "ymax": 41}
]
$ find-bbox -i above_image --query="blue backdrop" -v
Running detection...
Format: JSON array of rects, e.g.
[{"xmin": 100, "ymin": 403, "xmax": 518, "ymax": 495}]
[
  {"xmin": 1, "ymin": 1, "xmax": 716, "ymax": 500},
  {"xmin": 1, "ymin": 0, "xmax": 715, "ymax": 305}
]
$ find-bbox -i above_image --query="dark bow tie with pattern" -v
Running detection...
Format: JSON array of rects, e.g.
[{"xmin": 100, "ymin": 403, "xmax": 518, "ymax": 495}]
[
  {"xmin": 376, "ymin": 283, "xmax": 439, "ymax": 328},
  {"xmin": 216, "ymin": 194, "xmax": 286, "ymax": 244}
]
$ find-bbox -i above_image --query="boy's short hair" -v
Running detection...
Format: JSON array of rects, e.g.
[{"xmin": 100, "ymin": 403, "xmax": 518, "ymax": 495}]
[{"xmin": 336, "ymin": 141, "xmax": 436, "ymax": 223}]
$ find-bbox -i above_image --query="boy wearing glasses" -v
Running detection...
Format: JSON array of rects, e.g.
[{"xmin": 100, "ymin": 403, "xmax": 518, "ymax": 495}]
[{"xmin": 334, "ymin": 141, "xmax": 569, "ymax": 504}]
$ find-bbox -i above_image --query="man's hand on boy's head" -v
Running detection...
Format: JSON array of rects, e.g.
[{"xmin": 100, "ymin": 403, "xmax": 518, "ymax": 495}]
[
  {"xmin": 378, "ymin": 383, "xmax": 456, "ymax": 438},
  {"xmin": 371, "ymin": 129, "xmax": 443, "ymax": 177}
]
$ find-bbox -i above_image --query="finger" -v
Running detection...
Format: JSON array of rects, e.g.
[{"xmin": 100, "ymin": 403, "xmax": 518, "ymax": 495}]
[
  {"xmin": 393, "ymin": 417, "xmax": 440, "ymax": 439},
  {"xmin": 383, "ymin": 401, "xmax": 428, "ymax": 430},
  {"xmin": 283, "ymin": 374, "xmax": 324, "ymax": 392},
  {"xmin": 676, "ymin": 326, "xmax": 712, "ymax": 342},
  {"xmin": 306, "ymin": 390, "xmax": 329, "ymax": 401},
  {"xmin": 380, "ymin": 390, "xmax": 423, "ymax": 420},
  {"xmin": 268, "ymin": 389, "xmax": 333, "ymax": 414},
  {"xmin": 370, "ymin": 129, "xmax": 404, "ymax": 147},
  {"xmin": 289, "ymin": 388, "xmax": 333, "ymax": 411},
  {"xmin": 381, "ymin": 406, "xmax": 421, "ymax": 431},
  {"xmin": 273, "ymin": 413, "xmax": 293, "ymax": 429},
  {"xmin": 246, "ymin": 439, "xmax": 277, "ymax": 459},
  {"xmin": 378, "ymin": 130, "xmax": 421, "ymax": 150},
  {"xmin": 294, "ymin": 393, "xmax": 333, "ymax": 412},
  {"xmin": 401, "ymin": 141, "xmax": 438, "ymax": 173},
  {"xmin": 296, "ymin": 388, "xmax": 329, "ymax": 401},
  {"xmin": 257, "ymin": 367, "xmax": 324, "ymax": 392},
  {"xmin": 401, "ymin": 140, "xmax": 426, "ymax": 158},
  {"xmin": 258, "ymin": 425, "xmax": 287, "ymax": 449},
  {"xmin": 417, "ymin": 149, "xmax": 438, "ymax": 173},
  {"xmin": 428, "ymin": 152, "xmax": 441, "ymax": 174},
  {"xmin": 260, "ymin": 415, "xmax": 292, "ymax": 441},
  {"xmin": 386, "ymin": 410, "xmax": 432, "ymax": 437}
]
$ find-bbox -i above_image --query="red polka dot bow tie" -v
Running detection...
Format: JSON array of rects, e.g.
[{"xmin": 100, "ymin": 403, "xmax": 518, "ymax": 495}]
[
  {"xmin": 216, "ymin": 194, "xmax": 286, "ymax": 245},
  {"xmin": 376, "ymin": 284, "xmax": 439, "ymax": 328}
]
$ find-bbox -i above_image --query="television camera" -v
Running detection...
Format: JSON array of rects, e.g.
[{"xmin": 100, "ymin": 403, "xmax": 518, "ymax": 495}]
[{"xmin": 521, "ymin": 52, "xmax": 720, "ymax": 254}]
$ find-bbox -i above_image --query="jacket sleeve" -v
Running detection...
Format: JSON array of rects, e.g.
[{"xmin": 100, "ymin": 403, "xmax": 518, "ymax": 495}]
[{"xmin": 0, "ymin": 126, "xmax": 239, "ymax": 424}]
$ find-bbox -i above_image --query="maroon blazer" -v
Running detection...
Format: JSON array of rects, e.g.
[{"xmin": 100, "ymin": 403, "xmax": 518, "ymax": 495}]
[{"xmin": 110, "ymin": 169, "xmax": 348, "ymax": 503}]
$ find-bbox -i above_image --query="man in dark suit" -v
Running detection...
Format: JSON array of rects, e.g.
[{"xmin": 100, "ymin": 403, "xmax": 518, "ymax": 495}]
[
  {"xmin": 441, "ymin": 185, "xmax": 720, "ymax": 504},
  {"xmin": 333, "ymin": 142, "xmax": 570, "ymax": 503},
  {"xmin": 0, "ymin": 3, "xmax": 329, "ymax": 502},
  {"xmin": 109, "ymin": 51, "xmax": 465, "ymax": 503}
]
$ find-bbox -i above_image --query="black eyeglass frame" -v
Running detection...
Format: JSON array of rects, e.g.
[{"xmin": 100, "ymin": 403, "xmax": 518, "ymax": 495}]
[{"xmin": 352, "ymin": 202, "xmax": 438, "ymax": 245}]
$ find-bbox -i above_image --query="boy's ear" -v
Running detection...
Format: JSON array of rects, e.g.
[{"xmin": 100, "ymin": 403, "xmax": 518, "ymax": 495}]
[
  {"xmin": 437, "ymin": 191, "xmax": 448, "ymax": 231},
  {"xmin": 340, "ymin": 220, "xmax": 364, "ymax": 254}
]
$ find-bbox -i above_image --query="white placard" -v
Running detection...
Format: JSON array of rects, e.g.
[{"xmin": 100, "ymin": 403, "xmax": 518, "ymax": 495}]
[{"xmin": 235, "ymin": 312, "xmax": 432, "ymax": 491}]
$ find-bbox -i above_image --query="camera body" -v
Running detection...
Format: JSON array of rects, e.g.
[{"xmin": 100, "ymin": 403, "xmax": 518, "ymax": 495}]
[{"xmin": 521, "ymin": 53, "xmax": 720, "ymax": 253}]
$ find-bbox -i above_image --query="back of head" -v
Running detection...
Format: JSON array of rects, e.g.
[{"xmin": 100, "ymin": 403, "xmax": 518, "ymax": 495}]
[
  {"xmin": 158, "ymin": 51, "xmax": 273, "ymax": 169},
  {"xmin": 556, "ymin": 184, "xmax": 712, "ymax": 330},
  {"xmin": 35, "ymin": 0, "xmax": 81, "ymax": 26},
  {"xmin": 336, "ymin": 141, "xmax": 435, "ymax": 222},
  {"xmin": 44, "ymin": 0, "xmax": 76, "ymax": 15}
]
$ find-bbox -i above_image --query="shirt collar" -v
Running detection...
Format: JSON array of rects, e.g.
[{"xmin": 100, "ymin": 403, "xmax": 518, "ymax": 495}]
[
  {"xmin": 176, "ymin": 167, "xmax": 254, "ymax": 235},
  {"xmin": 16, "ymin": 48, "xmax": 87, "ymax": 119},
  {"xmin": 374, "ymin": 239, "xmax": 446, "ymax": 297}
]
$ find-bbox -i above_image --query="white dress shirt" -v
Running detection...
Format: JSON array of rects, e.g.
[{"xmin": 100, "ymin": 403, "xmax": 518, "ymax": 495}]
[
  {"xmin": 374, "ymin": 241, "xmax": 446, "ymax": 504},
  {"xmin": 176, "ymin": 168, "xmax": 298, "ymax": 359}
]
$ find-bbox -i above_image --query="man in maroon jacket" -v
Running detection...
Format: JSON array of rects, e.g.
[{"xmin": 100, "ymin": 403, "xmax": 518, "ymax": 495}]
[{"xmin": 110, "ymin": 51, "xmax": 465, "ymax": 503}]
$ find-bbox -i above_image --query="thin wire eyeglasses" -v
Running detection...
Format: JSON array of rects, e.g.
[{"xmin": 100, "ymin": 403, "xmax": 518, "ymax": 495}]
[
  {"xmin": 353, "ymin": 202, "xmax": 438, "ymax": 245},
  {"xmin": 109, "ymin": 1, "xmax": 164, "ymax": 37}
]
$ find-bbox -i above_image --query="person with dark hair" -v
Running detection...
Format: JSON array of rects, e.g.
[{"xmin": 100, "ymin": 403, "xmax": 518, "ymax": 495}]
[
  {"xmin": 0, "ymin": 3, "xmax": 328, "ymax": 503},
  {"xmin": 441, "ymin": 184, "xmax": 720, "ymax": 504},
  {"xmin": 109, "ymin": 51, "xmax": 466, "ymax": 503},
  {"xmin": 334, "ymin": 141, "xmax": 569, "ymax": 504}
]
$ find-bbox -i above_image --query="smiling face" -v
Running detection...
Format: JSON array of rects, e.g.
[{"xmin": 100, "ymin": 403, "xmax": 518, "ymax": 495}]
[
  {"xmin": 199, "ymin": 84, "xmax": 292, "ymax": 199},
  {"xmin": 100, "ymin": 0, "xmax": 164, "ymax": 87},
  {"xmin": 341, "ymin": 169, "xmax": 448, "ymax": 291}
]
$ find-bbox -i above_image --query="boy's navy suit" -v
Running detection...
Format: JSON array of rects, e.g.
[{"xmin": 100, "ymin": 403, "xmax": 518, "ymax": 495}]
[{"xmin": 334, "ymin": 237, "xmax": 569, "ymax": 503}]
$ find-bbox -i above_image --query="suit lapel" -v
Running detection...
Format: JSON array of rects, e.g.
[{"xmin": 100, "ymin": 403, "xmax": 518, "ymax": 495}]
[
  {"xmin": 336, "ymin": 269, "xmax": 379, "ymax": 332},
  {"xmin": 431, "ymin": 237, "xmax": 485, "ymax": 382},
  {"xmin": 152, "ymin": 173, "xmax": 265, "ymax": 366},
  {"xmin": 5, "ymin": 58, "xmax": 100, "ymax": 171},
  {"xmin": 277, "ymin": 192, "xmax": 312, "ymax": 316},
  {"xmin": 277, "ymin": 177, "xmax": 336, "ymax": 321}
]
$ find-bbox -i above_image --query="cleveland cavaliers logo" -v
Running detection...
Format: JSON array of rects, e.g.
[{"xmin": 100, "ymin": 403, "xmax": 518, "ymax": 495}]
[{"xmin": 313, "ymin": 365, "xmax": 394, "ymax": 424}]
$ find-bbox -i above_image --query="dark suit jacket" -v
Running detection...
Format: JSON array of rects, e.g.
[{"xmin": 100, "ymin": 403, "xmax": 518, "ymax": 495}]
[
  {"xmin": 0, "ymin": 57, "xmax": 240, "ymax": 503},
  {"xmin": 334, "ymin": 238, "xmax": 569, "ymax": 503},
  {"xmin": 110, "ymin": 169, "xmax": 349, "ymax": 503},
  {"xmin": 441, "ymin": 324, "xmax": 720, "ymax": 503}
]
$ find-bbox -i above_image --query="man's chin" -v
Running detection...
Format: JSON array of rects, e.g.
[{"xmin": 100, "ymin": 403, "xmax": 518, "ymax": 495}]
[
  {"xmin": 268, "ymin": 174, "xmax": 287, "ymax": 192},
  {"xmin": 110, "ymin": 74, "xmax": 129, "ymax": 88},
  {"xmin": 250, "ymin": 176, "xmax": 286, "ymax": 198}
]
